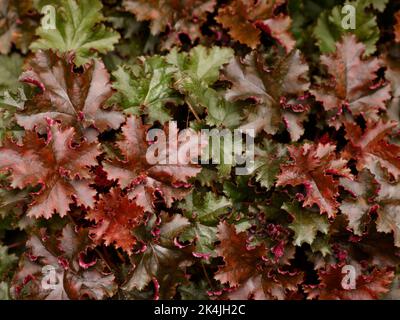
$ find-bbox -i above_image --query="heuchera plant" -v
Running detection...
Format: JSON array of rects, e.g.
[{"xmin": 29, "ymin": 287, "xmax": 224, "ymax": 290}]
[{"xmin": 0, "ymin": 0, "xmax": 400, "ymax": 300}]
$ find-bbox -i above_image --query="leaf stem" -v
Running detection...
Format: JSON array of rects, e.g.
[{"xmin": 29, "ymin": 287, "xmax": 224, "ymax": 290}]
[
  {"xmin": 200, "ymin": 260, "xmax": 214, "ymax": 291},
  {"xmin": 187, "ymin": 102, "xmax": 201, "ymax": 122}
]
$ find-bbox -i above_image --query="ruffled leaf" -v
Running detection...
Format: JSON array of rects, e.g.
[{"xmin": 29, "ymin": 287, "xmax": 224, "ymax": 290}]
[
  {"xmin": 223, "ymin": 50, "xmax": 310, "ymax": 140},
  {"xmin": 17, "ymin": 51, "xmax": 125, "ymax": 138},
  {"xmin": 0, "ymin": 123, "xmax": 99, "ymax": 219},
  {"xmin": 86, "ymin": 188, "xmax": 145, "ymax": 254},
  {"xmin": 311, "ymin": 35, "xmax": 391, "ymax": 128},
  {"xmin": 103, "ymin": 116, "xmax": 206, "ymax": 212},
  {"xmin": 31, "ymin": 0, "xmax": 120, "ymax": 66},
  {"xmin": 277, "ymin": 143, "xmax": 351, "ymax": 218},
  {"xmin": 11, "ymin": 224, "xmax": 117, "ymax": 300}
]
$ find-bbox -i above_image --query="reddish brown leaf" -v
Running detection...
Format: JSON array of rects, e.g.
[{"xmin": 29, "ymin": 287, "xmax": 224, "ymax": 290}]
[
  {"xmin": 395, "ymin": 11, "xmax": 400, "ymax": 43},
  {"xmin": 12, "ymin": 224, "xmax": 117, "ymax": 300},
  {"xmin": 0, "ymin": 0, "xmax": 19, "ymax": 55},
  {"xmin": 226, "ymin": 270, "xmax": 303, "ymax": 300},
  {"xmin": 17, "ymin": 50, "xmax": 125, "ymax": 139},
  {"xmin": 86, "ymin": 188, "xmax": 145, "ymax": 254},
  {"xmin": 366, "ymin": 164, "xmax": 400, "ymax": 247},
  {"xmin": 277, "ymin": 143, "xmax": 351, "ymax": 218},
  {"xmin": 257, "ymin": 14, "xmax": 296, "ymax": 52},
  {"xmin": 311, "ymin": 35, "xmax": 391, "ymax": 128},
  {"xmin": 0, "ymin": 123, "xmax": 99, "ymax": 219},
  {"xmin": 304, "ymin": 264, "xmax": 394, "ymax": 300},
  {"xmin": 122, "ymin": 212, "xmax": 193, "ymax": 299},
  {"xmin": 339, "ymin": 170, "xmax": 378, "ymax": 236},
  {"xmin": 103, "ymin": 116, "xmax": 205, "ymax": 212},
  {"xmin": 215, "ymin": 222, "xmax": 267, "ymax": 286},
  {"xmin": 216, "ymin": 0, "xmax": 263, "ymax": 49},
  {"xmin": 123, "ymin": 0, "xmax": 215, "ymax": 39},
  {"xmin": 223, "ymin": 50, "xmax": 310, "ymax": 141},
  {"xmin": 343, "ymin": 120, "xmax": 400, "ymax": 181},
  {"xmin": 216, "ymin": 0, "xmax": 294, "ymax": 50},
  {"xmin": 215, "ymin": 222, "xmax": 303, "ymax": 300},
  {"xmin": 0, "ymin": 1, "xmax": 37, "ymax": 54},
  {"xmin": 384, "ymin": 52, "xmax": 400, "ymax": 123}
]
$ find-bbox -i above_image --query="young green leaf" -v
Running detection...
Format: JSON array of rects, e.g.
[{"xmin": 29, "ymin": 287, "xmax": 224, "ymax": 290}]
[{"xmin": 31, "ymin": 0, "xmax": 120, "ymax": 66}]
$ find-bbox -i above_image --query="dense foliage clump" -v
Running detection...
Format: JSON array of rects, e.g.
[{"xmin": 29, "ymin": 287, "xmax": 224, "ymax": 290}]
[{"xmin": 1, "ymin": 0, "xmax": 400, "ymax": 300}]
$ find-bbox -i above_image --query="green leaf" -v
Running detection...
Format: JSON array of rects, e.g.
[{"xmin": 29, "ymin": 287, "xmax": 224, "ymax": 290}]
[
  {"xmin": 0, "ymin": 186, "xmax": 29, "ymax": 219},
  {"xmin": 0, "ymin": 54, "xmax": 24, "ymax": 91},
  {"xmin": 167, "ymin": 46, "xmax": 234, "ymax": 86},
  {"xmin": 0, "ymin": 282, "xmax": 10, "ymax": 300},
  {"xmin": 0, "ymin": 54, "xmax": 26, "ymax": 144},
  {"xmin": 30, "ymin": 0, "xmax": 120, "ymax": 66},
  {"xmin": 0, "ymin": 245, "xmax": 17, "ymax": 279},
  {"xmin": 205, "ymin": 93, "xmax": 242, "ymax": 129},
  {"xmin": 179, "ymin": 192, "xmax": 231, "ymax": 258},
  {"xmin": 0, "ymin": 84, "xmax": 28, "ymax": 147},
  {"xmin": 203, "ymin": 130, "xmax": 244, "ymax": 178},
  {"xmin": 110, "ymin": 56, "xmax": 179, "ymax": 124},
  {"xmin": 195, "ymin": 168, "xmax": 218, "ymax": 187},
  {"xmin": 223, "ymin": 176, "xmax": 258, "ymax": 218},
  {"xmin": 179, "ymin": 192, "xmax": 231, "ymax": 225},
  {"xmin": 282, "ymin": 201, "xmax": 329, "ymax": 247},
  {"xmin": 252, "ymin": 139, "xmax": 288, "ymax": 189},
  {"xmin": 310, "ymin": 236, "xmax": 331, "ymax": 257},
  {"xmin": 360, "ymin": 0, "xmax": 389, "ymax": 11},
  {"xmin": 180, "ymin": 223, "xmax": 217, "ymax": 258},
  {"xmin": 313, "ymin": 0, "xmax": 381, "ymax": 56},
  {"xmin": 313, "ymin": 11, "xmax": 339, "ymax": 53},
  {"xmin": 223, "ymin": 176, "xmax": 253, "ymax": 203},
  {"xmin": 167, "ymin": 46, "xmax": 240, "ymax": 128},
  {"xmin": 289, "ymin": 0, "xmax": 340, "ymax": 47},
  {"xmin": 178, "ymin": 281, "xmax": 209, "ymax": 300}
]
